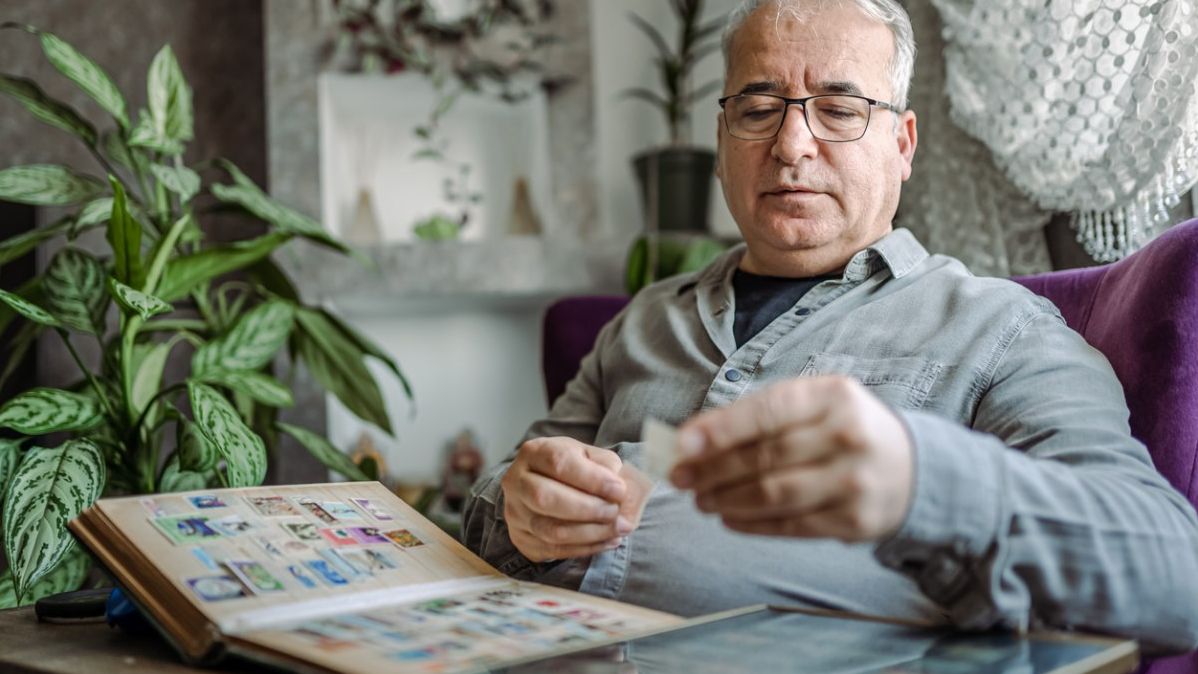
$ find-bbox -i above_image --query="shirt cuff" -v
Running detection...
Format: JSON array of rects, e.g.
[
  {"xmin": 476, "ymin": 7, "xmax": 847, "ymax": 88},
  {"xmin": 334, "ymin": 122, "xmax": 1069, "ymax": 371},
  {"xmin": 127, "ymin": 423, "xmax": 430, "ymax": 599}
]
[{"xmin": 874, "ymin": 409, "xmax": 1007, "ymax": 624}]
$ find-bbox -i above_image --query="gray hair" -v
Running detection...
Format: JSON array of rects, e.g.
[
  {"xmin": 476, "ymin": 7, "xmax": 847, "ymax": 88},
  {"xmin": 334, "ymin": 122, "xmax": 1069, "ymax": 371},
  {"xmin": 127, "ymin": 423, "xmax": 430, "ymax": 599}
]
[{"xmin": 721, "ymin": 0, "xmax": 917, "ymax": 110}]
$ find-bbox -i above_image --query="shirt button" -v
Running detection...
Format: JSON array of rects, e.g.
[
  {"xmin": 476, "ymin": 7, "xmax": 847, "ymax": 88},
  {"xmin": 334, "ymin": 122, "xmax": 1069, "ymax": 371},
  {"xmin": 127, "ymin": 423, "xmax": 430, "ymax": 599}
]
[
  {"xmin": 725, "ymin": 369, "xmax": 743, "ymax": 382},
  {"xmin": 795, "ymin": 308, "xmax": 812, "ymax": 316}
]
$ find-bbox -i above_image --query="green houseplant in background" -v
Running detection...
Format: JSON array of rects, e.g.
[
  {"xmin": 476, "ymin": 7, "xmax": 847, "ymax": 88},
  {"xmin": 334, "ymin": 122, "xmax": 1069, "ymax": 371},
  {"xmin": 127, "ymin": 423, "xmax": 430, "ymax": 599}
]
[
  {"xmin": 622, "ymin": 0, "xmax": 729, "ymax": 293},
  {"xmin": 0, "ymin": 24, "xmax": 412, "ymax": 607},
  {"xmin": 624, "ymin": 0, "xmax": 723, "ymax": 233}
]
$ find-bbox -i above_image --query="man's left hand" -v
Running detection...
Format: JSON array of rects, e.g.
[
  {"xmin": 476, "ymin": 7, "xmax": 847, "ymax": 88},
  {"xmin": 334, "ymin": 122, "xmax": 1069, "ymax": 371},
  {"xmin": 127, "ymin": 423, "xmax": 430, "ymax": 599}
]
[{"xmin": 668, "ymin": 376, "xmax": 915, "ymax": 542}]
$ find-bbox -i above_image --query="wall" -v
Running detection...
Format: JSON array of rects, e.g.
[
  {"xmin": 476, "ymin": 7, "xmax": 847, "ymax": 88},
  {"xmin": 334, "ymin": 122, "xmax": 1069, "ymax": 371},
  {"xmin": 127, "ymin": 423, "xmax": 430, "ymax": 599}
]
[
  {"xmin": 259, "ymin": 0, "xmax": 751, "ymax": 487},
  {"xmin": 589, "ymin": 0, "xmax": 742, "ymax": 240}
]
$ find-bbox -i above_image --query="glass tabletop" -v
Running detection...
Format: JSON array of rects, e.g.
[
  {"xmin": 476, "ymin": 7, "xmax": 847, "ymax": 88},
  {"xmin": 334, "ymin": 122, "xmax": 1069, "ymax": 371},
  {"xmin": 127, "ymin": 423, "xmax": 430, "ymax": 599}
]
[{"xmin": 492, "ymin": 606, "xmax": 1134, "ymax": 674}]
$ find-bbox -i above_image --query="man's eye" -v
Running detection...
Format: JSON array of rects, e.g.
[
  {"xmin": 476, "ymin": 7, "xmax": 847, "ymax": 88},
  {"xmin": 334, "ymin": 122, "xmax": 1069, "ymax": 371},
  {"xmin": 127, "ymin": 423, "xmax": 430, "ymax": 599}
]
[
  {"xmin": 819, "ymin": 107, "xmax": 857, "ymax": 119},
  {"xmin": 743, "ymin": 108, "xmax": 780, "ymax": 120}
]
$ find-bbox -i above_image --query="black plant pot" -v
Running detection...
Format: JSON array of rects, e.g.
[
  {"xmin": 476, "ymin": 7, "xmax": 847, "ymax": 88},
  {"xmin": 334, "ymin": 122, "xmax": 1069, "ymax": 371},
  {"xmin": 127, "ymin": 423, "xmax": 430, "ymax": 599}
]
[{"xmin": 633, "ymin": 147, "xmax": 716, "ymax": 233}]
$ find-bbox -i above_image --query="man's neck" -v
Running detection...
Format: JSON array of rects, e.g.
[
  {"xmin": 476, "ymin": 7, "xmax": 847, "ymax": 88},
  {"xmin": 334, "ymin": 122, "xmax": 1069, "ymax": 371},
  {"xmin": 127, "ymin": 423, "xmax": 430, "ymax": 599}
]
[{"xmin": 738, "ymin": 228, "xmax": 893, "ymax": 278}]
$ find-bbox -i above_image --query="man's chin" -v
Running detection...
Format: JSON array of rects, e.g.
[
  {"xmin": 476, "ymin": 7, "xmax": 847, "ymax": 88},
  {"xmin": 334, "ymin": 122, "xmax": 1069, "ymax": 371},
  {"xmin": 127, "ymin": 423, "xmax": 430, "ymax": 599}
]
[{"xmin": 753, "ymin": 216, "xmax": 841, "ymax": 250}]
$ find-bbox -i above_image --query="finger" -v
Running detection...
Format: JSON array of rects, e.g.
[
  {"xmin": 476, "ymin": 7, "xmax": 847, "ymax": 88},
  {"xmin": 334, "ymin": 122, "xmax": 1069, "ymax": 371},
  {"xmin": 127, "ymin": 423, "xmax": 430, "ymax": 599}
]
[
  {"xmin": 524, "ymin": 439, "xmax": 626, "ymax": 502},
  {"xmin": 584, "ymin": 445, "xmax": 623, "ymax": 474},
  {"xmin": 512, "ymin": 470, "xmax": 622, "ymax": 522},
  {"xmin": 719, "ymin": 496, "xmax": 869, "ymax": 541},
  {"xmin": 520, "ymin": 511, "xmax": 635, "ymax": 547},
  {"xmin": 677, "ymin": 377, "xmax": 842, "ymax": 458},
  {"xmin": 695, "ymin": 461, "xmax": 848, "ymax": 520},
  {"xmin": 673, "ymin": 419, "xmax": 833, "ymax": 492},
  {"xmin": 510, "ymin": 527, "xmax": 624, "ymax": 562}
]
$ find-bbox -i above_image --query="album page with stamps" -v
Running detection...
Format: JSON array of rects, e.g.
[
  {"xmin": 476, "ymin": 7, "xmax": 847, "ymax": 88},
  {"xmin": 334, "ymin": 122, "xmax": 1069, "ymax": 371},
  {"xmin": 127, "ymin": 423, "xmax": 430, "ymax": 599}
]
[{"xmin": 69, "ymin": 481, "xmax": 681, "ymax": 673}]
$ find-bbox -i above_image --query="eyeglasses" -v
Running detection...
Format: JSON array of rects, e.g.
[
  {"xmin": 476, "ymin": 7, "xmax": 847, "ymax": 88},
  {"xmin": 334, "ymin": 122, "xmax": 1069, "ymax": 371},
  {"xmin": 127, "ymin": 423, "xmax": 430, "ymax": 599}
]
[{"xmin": 717, "ymin": 93, "xmax": 902, "ymax": 142}]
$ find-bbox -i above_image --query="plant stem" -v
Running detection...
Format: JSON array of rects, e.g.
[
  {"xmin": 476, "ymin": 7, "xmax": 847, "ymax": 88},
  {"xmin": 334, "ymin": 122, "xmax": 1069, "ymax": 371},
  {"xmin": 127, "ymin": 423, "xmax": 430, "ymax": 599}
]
[
  {"xmin": 143, "ymin": 211, "xmax": 192, "ymax": 296},
  {"xmin": 86, "ymin": 146, "xmax": 130, "ymax": 200},
  {"xmin": 141, "ymin": 318, "xmax": 208, "ymax": 333},
  {"xmin": 57, "ymin": 328, "xmax": 119, "ymax": 423},
  {"xmin": 129, "ymin": 381, "xmax": 186, "ymax": 447}
]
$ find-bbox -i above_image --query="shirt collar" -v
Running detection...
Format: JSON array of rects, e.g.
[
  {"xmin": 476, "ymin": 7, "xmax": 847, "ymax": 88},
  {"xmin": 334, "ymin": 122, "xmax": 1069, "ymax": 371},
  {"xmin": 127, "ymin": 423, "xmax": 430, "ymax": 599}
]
[
  {"xmin": 687, "ymin": 226, "xmax": 928, "ymax": 294},
  {"xmin": 845, "ymin": 227, "xmax": 929, "ymax": 281}
]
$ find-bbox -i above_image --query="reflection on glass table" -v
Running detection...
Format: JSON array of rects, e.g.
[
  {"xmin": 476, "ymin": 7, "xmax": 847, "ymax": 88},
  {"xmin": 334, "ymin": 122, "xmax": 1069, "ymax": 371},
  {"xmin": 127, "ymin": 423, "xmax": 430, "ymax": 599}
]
[{"xmin": 494, "ymin": 605, "xmax": 1137, "ymax": 674}]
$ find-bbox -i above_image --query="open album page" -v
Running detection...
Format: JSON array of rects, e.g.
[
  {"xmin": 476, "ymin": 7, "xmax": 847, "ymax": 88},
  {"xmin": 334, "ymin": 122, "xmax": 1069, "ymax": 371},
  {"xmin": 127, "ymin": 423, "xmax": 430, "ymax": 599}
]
[
  {"xmin": 88, "ymin": 482, "xmax": 501, "ymax": 635},
  {"xmin": 227, "ymin": 580, "xmax": 681, "ymax": 674}
]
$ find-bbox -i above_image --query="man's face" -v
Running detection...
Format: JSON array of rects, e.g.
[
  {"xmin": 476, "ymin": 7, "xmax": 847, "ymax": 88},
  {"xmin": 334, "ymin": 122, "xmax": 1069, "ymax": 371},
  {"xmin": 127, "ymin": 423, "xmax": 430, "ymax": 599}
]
[{"xmin": 717, "ymin": 2, "xmax": 918, "ymax": 276}]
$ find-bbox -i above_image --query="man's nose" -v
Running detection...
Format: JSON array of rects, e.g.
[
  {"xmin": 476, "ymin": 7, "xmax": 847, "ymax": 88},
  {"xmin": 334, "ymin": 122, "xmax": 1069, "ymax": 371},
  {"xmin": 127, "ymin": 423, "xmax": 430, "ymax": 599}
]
[{"xmin": 770, "ymin": 104, "xmax": 819, "ymax": 165}]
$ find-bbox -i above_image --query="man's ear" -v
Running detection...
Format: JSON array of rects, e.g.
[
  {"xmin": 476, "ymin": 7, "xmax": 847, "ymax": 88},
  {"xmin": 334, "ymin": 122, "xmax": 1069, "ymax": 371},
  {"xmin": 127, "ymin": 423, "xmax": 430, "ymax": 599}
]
[{"xmin": 896, "ymin": 109, "xmax": 917, "ymax": 182}]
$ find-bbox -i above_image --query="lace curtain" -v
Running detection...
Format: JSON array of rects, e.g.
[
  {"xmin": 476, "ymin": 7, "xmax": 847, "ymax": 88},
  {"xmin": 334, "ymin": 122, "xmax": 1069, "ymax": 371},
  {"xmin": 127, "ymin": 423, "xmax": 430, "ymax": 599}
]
[{"xmin": 900, "ymin": 0, "xmax": 1198, "ymax": 273}]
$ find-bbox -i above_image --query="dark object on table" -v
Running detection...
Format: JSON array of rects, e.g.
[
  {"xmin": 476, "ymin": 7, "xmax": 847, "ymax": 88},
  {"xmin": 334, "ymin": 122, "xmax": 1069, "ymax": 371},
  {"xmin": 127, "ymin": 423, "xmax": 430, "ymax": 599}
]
[{"xmin": 34, "ymin": 588, "xmax": 110, "ymax": 623}]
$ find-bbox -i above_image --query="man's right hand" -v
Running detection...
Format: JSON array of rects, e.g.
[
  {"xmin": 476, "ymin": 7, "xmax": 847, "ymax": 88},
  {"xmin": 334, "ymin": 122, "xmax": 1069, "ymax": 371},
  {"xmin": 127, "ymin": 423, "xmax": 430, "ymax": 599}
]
[{"xmin": 501, "ymin": 436, "xmax": 634, "ymax": 562}]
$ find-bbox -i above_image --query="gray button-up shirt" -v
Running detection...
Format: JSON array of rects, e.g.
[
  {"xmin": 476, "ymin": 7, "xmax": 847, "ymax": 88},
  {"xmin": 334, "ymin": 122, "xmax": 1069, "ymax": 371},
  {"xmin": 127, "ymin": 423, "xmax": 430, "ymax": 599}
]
[{"xmin": 462, "ymin": 228, "xmax": 1198, "ymax": 653}]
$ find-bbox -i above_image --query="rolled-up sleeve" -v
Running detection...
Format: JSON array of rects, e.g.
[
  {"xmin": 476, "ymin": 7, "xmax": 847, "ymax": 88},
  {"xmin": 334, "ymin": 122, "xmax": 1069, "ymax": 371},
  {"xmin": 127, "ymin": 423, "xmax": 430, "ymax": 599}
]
[
  {"xmin": 876, "ymin": 310, "xmax": 1198, "ymax": 654},
  {"xmin": 461, "ymin": 310, "xmax": 628, "ymax": 586}
]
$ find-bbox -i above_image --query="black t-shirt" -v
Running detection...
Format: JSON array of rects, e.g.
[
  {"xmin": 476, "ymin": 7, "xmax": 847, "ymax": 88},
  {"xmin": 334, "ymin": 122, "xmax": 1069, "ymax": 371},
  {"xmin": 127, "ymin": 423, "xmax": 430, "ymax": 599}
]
[{"xmin": 732, "ymin": 269, "xmax": 839, "ymax": 347}]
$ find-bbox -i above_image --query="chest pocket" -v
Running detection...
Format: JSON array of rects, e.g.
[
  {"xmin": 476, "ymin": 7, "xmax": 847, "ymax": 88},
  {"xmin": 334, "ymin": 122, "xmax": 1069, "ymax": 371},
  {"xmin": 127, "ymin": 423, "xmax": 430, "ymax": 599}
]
[{"xmin": 798, "ymin": 353, "xmax": 943, "ymax": 410}]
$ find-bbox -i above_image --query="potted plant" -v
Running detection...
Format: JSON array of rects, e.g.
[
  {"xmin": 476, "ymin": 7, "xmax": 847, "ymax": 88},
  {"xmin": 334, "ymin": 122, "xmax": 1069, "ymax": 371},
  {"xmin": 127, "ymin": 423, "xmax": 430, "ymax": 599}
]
[
  {"xmin": 624, "ymin": 0, "xmax": 723, "ymax": 233},
  {"xmin": 0, "ymin": 24, "xmax": 411, "ymax": 606}
]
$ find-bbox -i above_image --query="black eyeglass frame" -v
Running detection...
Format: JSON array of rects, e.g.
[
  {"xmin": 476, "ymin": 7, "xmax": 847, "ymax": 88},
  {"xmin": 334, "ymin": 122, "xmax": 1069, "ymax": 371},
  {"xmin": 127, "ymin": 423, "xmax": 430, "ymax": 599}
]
[{"xmin": 717, "ymin": 93, "xmax": 904, "ymax": 142}]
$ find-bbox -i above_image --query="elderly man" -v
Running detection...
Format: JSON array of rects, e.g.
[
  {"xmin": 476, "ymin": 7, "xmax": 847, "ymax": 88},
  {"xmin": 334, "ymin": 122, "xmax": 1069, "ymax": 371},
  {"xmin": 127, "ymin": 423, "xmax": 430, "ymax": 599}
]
[{"xmin": 462, "ymin": 0, "xmax": 1198, "ymax": 653}]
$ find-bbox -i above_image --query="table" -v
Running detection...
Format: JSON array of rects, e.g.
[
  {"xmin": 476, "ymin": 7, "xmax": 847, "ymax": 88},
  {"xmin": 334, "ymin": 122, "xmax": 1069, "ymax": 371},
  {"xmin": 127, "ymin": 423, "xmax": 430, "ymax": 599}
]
[
  {"xmin": 0, "ymin": 606, "xmax": 253, "ymax": 674},
  {"xmin": 0, "ymin": 604, "xmax": 1139, "ymax": 674}
]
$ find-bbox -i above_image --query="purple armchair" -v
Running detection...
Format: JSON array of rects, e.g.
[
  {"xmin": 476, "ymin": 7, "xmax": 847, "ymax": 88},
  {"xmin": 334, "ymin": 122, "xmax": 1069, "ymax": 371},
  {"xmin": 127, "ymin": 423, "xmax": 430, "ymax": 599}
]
[{"xmin": 541, "ymin": 219, "xmax": 1198, "ymax": 672}]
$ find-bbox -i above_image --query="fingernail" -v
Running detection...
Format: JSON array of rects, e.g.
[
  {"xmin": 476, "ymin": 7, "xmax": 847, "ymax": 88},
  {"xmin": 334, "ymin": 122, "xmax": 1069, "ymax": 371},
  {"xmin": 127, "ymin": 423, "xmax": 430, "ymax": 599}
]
[
  {"xmin": 616, "ymin": 516, "xmax": 633, "ymax": 534},
  {"xmin": 696, "ymin": 494, "xmax": 713, "ymax": 512},
  {"xmin": 678, "ymin": 429, "xmax": 705, "ymax": 457},
  {"xmin": 605, "ymin": 537, "xmax": 624, "ymax": 550},
  {"xmin": 601, "ymin": 504, "xmax": 620, "ymax": 518},
  {"xmin": 672, "ymin": 466, "xmax": 694, "ymax": 488}
]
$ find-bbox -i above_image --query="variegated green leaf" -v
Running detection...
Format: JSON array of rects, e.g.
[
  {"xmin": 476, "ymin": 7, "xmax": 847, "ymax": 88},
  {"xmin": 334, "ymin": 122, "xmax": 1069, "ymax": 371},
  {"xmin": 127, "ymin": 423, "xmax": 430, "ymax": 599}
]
[
  {"xmin": 191, "ymin": 300, "xmax": 294, "ymax": 376},
  {"xmin": 276, "ymin": 422, "xmax": 369, "ymax": 481},
  {"xmin": 71, "ymin": 197, "xmax": 149, "ymax": 238},
  {"xmin": 0, "ymin": 164, "xmax": 104, "ymax": 206},
  {"xmin": 3, "ymin": 439, "xmax": 105, "ymax": 598},
  {"xmin": 9, "ymin": 540, "xmax": 88, "ymax": 607},
  {"xmin": 108, "ymin": 277, "xmax": 171, "ymax": 320},
  {"xmin": 322, "ymin": 308, "xmax": 413, "ymax": 401},
  {"xmin": 146, "ymin": 45, "xmax": 192, "ymax": 149},
  {"xmin": 0, "ymin": 288, "xmax": 60, "ymax": 327},
  {"xmin": 106, "ymin": 178, "xmax": 145, "ymax": 289},
  {"xmin": 156, "ymin": 232, "xmax": 291, "ymax": 303},
  {"xmin": 0, "ymin": 570, "xmax": 12, "ymax": 610},
  {"xmin": 127, "ymin": 109, "xmax": 182, "ymax": 155},
  {"xmin": 294, "ymin": 308, "xmax": 392, "ymax": 434},
  {"xmin": 0, "ymin": 438, "xmax": 24, "ymax": 521},
  {"xmin": 0, "ymin": 388, "xmax": 103, "ymax": 434},
  {"xmin": 188, "ymin": 382, "xmax": 266, "ymax": 488},
  {"xmin": 39, "ymin": 31, "xmax": 129, "ymax": 129},
  {"xmin": 176, "ymin": 416, "xmax": 217, "ymax": 472},
  {"xmin": 199, "ymin": 369, "xmax": 293, "ymax": 407},
  {"xmin": 0, "ymin": 542, "xmax": 88, "ymax": 608},
  {"xmin": 158, "ymin": 458, "xmax": 207, "ymax": 493},
  {"xmin": 130, "ymin": 339, "xmax": 175, "ymax": 425},
  {"xmin": 0, "ymin": 217, "xmax": 72, "ymax": 265},
  {"xmin": 212, "ymin": 162, "xmax": 347, "ymax": 253},
  {"xmin": 75, "ymin": 197, "xmax": 114, "ymax": 227},
  {"xmin": 101, "ymin": 129, "xmax": 138, "ymax": 171},
  {"xmin": 150, "ymin": 163, "xmax": 200, "ymax": 203},
  {"xmin": 0, "ymin": 74, "xmax": 97, "ymax": 145},
  {"xmin": 44, "ymin": 247, "xmax": 108, "ymax": 333}
]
